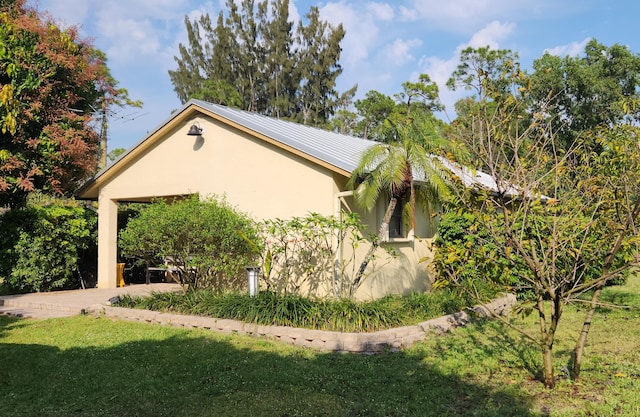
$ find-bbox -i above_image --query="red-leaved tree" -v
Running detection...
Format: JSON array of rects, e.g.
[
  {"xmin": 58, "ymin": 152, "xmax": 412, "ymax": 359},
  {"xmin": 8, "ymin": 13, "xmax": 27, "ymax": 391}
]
[{"xmin": 0, "ymin": 0, "xmax": 128, "ymax": 207}]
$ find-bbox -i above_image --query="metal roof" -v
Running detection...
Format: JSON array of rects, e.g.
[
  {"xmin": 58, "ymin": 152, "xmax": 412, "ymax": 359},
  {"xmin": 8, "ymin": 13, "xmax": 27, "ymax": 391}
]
[
  {"xmin": 81, "ymin": 99, "xmax": 510, "ymax": 198},
  {"xmin": 192, "ymin": 102, "xmax": 506, "ymax": 188},
  {"xmin": 194, "ymin": 101, "xmax": 516, "ymax": 196},
  {"xmin": 190, "ymin": 99, "xmax": 374, "ymax": 174}
]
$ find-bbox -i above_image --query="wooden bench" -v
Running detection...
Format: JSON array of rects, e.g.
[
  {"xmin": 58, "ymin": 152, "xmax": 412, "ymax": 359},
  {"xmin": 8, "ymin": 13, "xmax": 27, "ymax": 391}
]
[{"xmin": 145, "ymin": 259, "xmax": 181, "ymax": 285}]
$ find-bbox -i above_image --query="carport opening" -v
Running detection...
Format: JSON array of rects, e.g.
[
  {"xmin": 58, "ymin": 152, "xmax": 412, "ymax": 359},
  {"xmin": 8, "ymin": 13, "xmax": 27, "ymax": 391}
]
[{"xmin": 116, "ymin": 194, "xmax": 192, "ymax": 285}]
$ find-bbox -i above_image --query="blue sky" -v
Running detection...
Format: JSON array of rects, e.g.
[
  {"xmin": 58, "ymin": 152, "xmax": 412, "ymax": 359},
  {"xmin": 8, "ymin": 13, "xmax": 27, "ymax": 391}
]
[{"xmin": 32, "ymin": 0, "xmax": 640, "ymax": 152}]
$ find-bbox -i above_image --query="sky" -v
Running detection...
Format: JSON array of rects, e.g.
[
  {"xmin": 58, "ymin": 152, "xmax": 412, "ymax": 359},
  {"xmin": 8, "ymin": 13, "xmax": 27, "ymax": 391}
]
[{"xmin": 30, "ymin": 0, "xmax": 640, "ymax": 152}]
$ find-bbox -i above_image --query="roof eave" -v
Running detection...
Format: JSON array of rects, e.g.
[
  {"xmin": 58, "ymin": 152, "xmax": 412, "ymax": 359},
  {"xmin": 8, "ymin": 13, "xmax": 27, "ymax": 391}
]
[
  {"xmin": 74, "ymin": 101, "xmax": 204, "ymax": 200},
  {"xmin": 74, "ymin": 100, "xmax": 356, "ymax": 200}
]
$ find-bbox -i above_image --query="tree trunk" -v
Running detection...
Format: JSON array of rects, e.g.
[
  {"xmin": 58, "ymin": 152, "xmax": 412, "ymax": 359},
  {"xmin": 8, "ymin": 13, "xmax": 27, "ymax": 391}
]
[
  {"xmin": 542, "ymin": 342, "xmax": 556, "ymax": 388},
  {"xmin": 409, "ymin": 180, "xmax": 416, "ymax": 232},
  {"xmin": 145, "ymin": 259, "xmax": 151, "ymax": 285},
  {"xmin": 572, "ymin": 285, "xmax": 604, "ymax": 380},
  {"xmin": 538, "ymin": 292, "xmax": 561, "ymax": 388},
  {"xmin": 350, "ymin": 197, "xmax": 397, "ymax": 296},
  {"xmin": 571, "ymin": 200, "xmax": 640, "ymax": 379},
  {"xmin": 571, "ymin": 202, "xmax": 640, "ymax": 379}
]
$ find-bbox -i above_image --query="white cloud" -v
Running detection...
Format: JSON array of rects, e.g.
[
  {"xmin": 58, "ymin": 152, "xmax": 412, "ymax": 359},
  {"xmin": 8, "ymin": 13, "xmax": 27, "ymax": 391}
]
[
  {"xmin": 288, "ymin": 0, "xmax": 303, "ymax": 24},
  {"xmin": 415, "ymin": 55, "xmax": 460, "ymax": 118},
  {"xmin": 385, "ymin": 38, "xmax": 422, "ymax": 66},
  {"xmin": 415, "ymin": 20, "xmax": 516, "ymax": 115},
  {"xmin": 99, "ymin": 18, "xmax": 162, "ymax": 60},
  {"xmin": 399, "ymin": 0, "xmax": 550, "ymax": 32},
  {"xmin": 102, "ymin": 1, "xmax": 220, "ymax": 73},
  {"xmin": 367, "ymin": 2, "xmax": 394, "ymax": 21},
  {"xmin": 467, "ymin": 21, "xmax": 516, "ymax": 49},
  {"xmin": 544, "ymin": 38, "xmax": 591, "ymax": 57},
  {"xmin": 32, "ymin": 0, "xmax": 90, "ymax": 29},
  {"xmin": 417, "ymin": 55, "xmax": 456, "ymax": 89},
  {"xmin": 318, "ymin": 2, "xmax": 381, "ymax": 66},
  {"xmin": 404, "ymin": 0, "xmax": 511, "ymax": 20},
  {"xmin": 35, "ymin": 0, "xmax": 201, "ymax": 66},
  {"xmin": 102, "ymin": 0, "xmax": 192, "ymax": 21}
]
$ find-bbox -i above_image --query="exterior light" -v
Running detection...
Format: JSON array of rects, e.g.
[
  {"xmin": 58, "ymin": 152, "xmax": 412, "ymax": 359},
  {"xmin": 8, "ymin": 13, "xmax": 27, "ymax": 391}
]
[
  {"xmin": 187, "ymin": 123, "xmax": 203, "ymax": 136},
  {"xmin": 246, "ymin": 267, "xmax": 260, "ymax": 297}
]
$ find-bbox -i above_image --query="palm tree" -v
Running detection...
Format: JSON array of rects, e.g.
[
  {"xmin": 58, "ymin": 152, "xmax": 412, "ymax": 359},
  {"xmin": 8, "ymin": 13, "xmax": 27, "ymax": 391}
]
[{"xmin": 347, "ymin": 113, "xmax": 462, "ymax": 292}]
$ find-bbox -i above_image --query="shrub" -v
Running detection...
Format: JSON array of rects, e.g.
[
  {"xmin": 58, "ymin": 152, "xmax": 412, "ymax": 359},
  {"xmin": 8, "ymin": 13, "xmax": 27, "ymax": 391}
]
[
  {"xmin": 432, "ymin": 211, "xmax": 532, "ymax": 300},
  {"xmin": 255, "ymin": 212, "xmax": 384, "ymax": 299},
  {"xmin": 118, "ymin": 195, "xmax": 259, "ymax": 291},
  {"xmin": 0, "ymin": 199, "xmax": 96, "ymax": 292},
  {"xmin": 433, "ymin": 209, "xmax": 633, "ymax": 301}
]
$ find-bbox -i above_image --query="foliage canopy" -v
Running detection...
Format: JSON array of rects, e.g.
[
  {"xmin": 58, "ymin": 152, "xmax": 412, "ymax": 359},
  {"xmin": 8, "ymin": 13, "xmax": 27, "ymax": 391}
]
[
  {"xmin": 0, "ymin": 197, "xmax": 96, "ymax": 292},
  {"xmin": 119, "ymin": 195, "xmax": 259, "ymax": 291},
  {"xmin": 440, "ymin": 43, "xmax": 640, "ymax": 388},
  {"xmin": 169, "ymin": 0, "xmax": 355, "ymax": 127},
  {"xmin": 0, "ymin": 0, "xmax": 133, "ymax": 207}
]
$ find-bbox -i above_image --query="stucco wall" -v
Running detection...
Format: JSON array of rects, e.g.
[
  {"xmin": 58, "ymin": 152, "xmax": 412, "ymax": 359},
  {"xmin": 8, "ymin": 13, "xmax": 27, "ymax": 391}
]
[
  {"xmin": 296, "ymin": 193, "xmax": 436, "ymax": 301},
  {"xmin": 93, "ymin": 112, "xmax": 437, "ymax": 297},
  {"xmin": 341, "ymin": 194, "xmax": 436, "ymax": 300},
  {"xmin": 100, "ymin": 117, "xmax": 338, "ymax": 220}
]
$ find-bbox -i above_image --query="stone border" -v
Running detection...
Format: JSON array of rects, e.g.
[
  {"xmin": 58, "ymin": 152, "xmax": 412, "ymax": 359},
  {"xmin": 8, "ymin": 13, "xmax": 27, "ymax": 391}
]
[{"xmin": 88, "ymin": 294, "xmax": 516, "ymax": 354}]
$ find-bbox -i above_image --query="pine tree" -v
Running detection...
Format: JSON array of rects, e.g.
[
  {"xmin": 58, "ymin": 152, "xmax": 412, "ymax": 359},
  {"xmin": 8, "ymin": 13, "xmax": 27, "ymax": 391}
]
[
  {"xmin": 294, "ymin": 6, "xmax": 346, "ymax": 126},
  {"xmin": 170, "ymin": 16, "xmax": 207, "ymax": 103},
  {"xmin": 259, "ymin": 0, "xmax": 295, "ymax": 118},
  {"xmin": 168, "ymin": 0, "xmax": 353, "ymax": 126}
]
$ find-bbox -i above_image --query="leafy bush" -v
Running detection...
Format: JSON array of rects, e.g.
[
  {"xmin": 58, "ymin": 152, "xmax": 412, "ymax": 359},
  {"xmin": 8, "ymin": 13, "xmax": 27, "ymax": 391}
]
[
  {"xmin": 255, "ymin": 212, "xmax": 384, "ymax": 299},
  {"xmin": 119, "ymin": 195, "xmax": 259, "ymax": 291},
  {"xmin": 433, "ymin": 211, "xmax": 532, "ymax": 300},
  {"xmin": 117, "ymin": 288, "xmax": 465, "ymax": 332},
  {"xmin": 0, "ymin": 199, "xmax": 96, "ymax": 292},
  {"xmin": 433, "ymin": 209, "xmax": 632, "ymax": 302}
]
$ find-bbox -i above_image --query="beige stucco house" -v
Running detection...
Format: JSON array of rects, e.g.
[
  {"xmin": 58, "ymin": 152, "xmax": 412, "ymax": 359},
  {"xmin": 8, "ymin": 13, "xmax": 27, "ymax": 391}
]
[{"xmin": 76, "ymin": 99, "xmax": 440, "ymax": 299}]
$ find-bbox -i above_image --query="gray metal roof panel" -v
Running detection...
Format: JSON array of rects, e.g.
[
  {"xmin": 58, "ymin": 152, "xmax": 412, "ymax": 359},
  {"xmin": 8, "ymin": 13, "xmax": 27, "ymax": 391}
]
[
  {"xmin": 191, "ymin": 101, "xmax": 514, "ymax": 195},
  {"xmin": 81, "ymin": 99, "xmax": 510, "ymax": 198},
  {"xmin": 191, "ymin": 99, "xmax": 373, "ymax": 173}
]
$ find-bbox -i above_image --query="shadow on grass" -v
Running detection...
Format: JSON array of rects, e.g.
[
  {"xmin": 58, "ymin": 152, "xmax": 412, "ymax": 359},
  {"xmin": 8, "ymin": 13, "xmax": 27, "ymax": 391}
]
[
  {"xmin": 596, "ymin": 288, "xmax": 640, "ymax": 311},
  {"xmin": 0, "ymin": 315, "xmax": 538, "ymax": 417},
  {"xmin": 0, "ymin": 315, "xmax": 23, "ymax": 338},
  {"xmin": 426, "ymin": 317, "xmax": 544, "ymax": 384}
]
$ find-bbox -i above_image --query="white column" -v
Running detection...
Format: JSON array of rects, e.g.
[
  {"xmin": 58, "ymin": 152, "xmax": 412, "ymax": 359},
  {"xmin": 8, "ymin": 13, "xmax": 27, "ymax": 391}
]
[{"xmin": 97, "ymin": 197, "xmax": 119, "ymax": 288}]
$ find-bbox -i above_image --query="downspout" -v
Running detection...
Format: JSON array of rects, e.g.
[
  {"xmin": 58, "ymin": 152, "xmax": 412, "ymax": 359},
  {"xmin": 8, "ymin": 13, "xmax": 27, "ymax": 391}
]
[{"xmin": 334, "ymin": 190, "xmax": 353, "ymax": 297}]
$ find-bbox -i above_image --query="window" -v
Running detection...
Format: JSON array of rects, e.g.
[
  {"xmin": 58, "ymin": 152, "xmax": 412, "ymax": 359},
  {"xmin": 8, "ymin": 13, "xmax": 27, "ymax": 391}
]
[{"xmin": 388, "ymin": 198, "xmax": 405, "ymax": 239}]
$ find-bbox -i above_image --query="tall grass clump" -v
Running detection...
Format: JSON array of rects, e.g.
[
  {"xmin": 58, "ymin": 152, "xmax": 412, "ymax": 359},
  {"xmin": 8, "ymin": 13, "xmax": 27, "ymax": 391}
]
[{"xmin": 117, "ymin": 288, "xmax": 466, "ymax": 332}]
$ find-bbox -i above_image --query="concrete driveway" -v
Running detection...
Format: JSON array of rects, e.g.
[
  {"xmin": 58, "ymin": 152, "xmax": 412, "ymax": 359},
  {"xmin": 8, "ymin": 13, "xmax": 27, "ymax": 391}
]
[{"xmin": 0, "ymin": 283, "xmax": 182, "ymax": 319}]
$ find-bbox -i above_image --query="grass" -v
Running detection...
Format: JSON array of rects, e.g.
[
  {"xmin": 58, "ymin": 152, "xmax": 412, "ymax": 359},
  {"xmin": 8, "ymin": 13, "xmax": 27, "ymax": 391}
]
[
  {"xmin": 0, "ymin": 277, "xmax": 639, "ymax": 416},
  {"xmin": 115, "ymin": 289, "xmax": 468, "ymax": 332}
]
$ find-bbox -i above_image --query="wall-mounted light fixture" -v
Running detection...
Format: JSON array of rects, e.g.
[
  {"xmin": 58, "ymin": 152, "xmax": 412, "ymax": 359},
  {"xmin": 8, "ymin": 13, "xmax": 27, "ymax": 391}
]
[{"xmin": 187, "ymin": 122, "xmax": 204, "ymax": 136}]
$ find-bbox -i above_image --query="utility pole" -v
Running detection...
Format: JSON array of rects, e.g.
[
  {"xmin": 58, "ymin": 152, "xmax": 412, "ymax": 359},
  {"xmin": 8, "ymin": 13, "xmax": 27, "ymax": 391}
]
[{"xmin": 99, "ymin": 99, "xmax": 108, "ymax": 169}]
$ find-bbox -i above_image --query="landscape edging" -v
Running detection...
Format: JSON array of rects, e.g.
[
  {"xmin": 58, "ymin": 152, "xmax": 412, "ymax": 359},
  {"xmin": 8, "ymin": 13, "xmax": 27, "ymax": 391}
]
[{"xmin": 88, "ymin": 294, "xmax": 517, "ymax": 353}]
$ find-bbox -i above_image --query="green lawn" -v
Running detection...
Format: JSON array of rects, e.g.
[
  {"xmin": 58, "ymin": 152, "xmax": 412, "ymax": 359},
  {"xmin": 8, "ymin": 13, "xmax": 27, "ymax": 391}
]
[{"xmin": 1, "ymin": 278, "xmax": 639, "ymax": 416}]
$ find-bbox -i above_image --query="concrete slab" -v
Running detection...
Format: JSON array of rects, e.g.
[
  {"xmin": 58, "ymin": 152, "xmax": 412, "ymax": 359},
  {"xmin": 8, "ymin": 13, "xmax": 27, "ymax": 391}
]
[{"xmin": 0, "ymin": 283, "xmax": 182, "ymax": 320}]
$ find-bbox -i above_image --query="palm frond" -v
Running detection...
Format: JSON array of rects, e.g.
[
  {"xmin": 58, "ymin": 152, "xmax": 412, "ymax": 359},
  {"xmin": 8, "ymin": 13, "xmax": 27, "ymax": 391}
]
[{"xmin": 349, "ymin": 112, "xmax": 463, "ymax": 218}]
